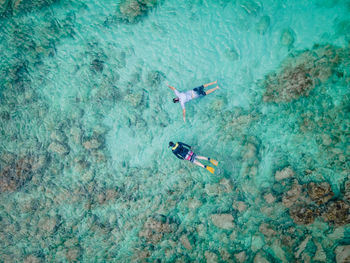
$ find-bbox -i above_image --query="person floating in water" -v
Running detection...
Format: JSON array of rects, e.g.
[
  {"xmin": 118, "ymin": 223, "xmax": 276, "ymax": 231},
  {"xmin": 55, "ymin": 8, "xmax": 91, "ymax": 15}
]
[
  {"xmin": 168, "ymin": 141, "xmax": 218, "ymax": 174},
  {"xmin": 167, "ymin": 81, "xmax": 219, "ymax": 122}
]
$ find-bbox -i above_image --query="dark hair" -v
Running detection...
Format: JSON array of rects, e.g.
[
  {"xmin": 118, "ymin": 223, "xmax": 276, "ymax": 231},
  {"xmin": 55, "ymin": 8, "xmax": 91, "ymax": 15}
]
[
  {"xmin": 168, "ymin": 141, "xmax": 175, "ymax": 148},
  {"xmin": 173, "ymin": 98, "xmax": 179, "ymax": 103}
]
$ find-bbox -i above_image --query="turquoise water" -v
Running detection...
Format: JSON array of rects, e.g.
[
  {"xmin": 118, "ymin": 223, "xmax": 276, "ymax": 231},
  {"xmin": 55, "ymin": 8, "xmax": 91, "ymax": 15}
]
[{"xmin": 1, "ymin": 0, "xmax": 350, "ymax": 262}]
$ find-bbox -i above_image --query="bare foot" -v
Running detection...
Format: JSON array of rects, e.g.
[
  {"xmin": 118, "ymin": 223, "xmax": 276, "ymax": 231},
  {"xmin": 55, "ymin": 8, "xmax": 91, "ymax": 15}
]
[{"xmin": 216, "ymin": 85, "xmax": 219, "ymax": 89}]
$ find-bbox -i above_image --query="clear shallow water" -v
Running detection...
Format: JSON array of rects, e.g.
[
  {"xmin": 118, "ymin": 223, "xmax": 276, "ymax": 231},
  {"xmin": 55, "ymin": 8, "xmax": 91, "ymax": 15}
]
[{"xmin": 0, "ymin": 0, "xmax": 349, "ymax": 262}]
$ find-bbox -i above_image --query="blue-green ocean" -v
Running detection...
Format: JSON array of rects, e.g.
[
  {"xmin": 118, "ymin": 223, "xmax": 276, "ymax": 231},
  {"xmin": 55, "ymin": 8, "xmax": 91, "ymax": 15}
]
[{"xmin": 1, "ymin": 0, "xmax": 350, "ymax": 262}]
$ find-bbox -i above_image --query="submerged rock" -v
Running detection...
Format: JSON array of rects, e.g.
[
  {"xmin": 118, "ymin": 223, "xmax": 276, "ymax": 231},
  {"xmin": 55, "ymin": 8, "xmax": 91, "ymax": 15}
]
[
  {"xmin": 83, "ymin": 139, "xmax": 101, "ymax": 150},
  {"xmin": 322, "ymin": 200, "xmax": 350, "ymax": 225},
  {"xmin": 280, "ymin": 28, "xmax": 295, "ymax": 48},
  {"xmin": 243, "ymin": 143, "xmax": 257, "ymax": 160},
  {"xmin": 48, "ymin": 141, "xmax": 70, "ymax": 155},
  {"xmin": 219, "ymin": 178, "xmax": 233, "ymax": 193},
  {"xmin": 254, "ymin": 253, "xmax": 269, "ymax": 263},
  {"xmin": 2, "ymin": 0, "xmax": 59, "ymax": 16},
  {"xmin": 289, "ymin": 203, "xmax": 318, "ymax": 225},
  {"xmin": 313, "ymin": 241, "xmax": 327, "ymax": 262},
  {"xmin": 187, "ymin": 198, "xmax": 202, "ymax": 209},
  {"xmin": 264, "ymin": 193, "xmax": 276, "ymax": 204},
  {"xmin": 146, "ymin": 70, "xmax": 165, "ymax": 87},
  {"xmin": 295, "ymin": 235, "xmax": 311, "ymax": 259},
  {"xmin": 234, "ymin": 251, "xmax": 246, "ymax": 263},
  {"xmin": 90, "ymin": 59, "xmax": 104, "ymax": 73},
  {"xmin": 307, "ymin": 182, "xmax": 334, "ymax": 205},
  {"xmin": 335, "ymin": 245, "xmax": 350, "ymax": 263},
  {"xmin": 118, "ymin": 0, "xmax": 158, "ymax": 23},
  {"xmin": 225, "ymin": 47, "xmax": 239, "ymax": 61},
  {"xmin": 275, "ymin": 167, "xmax": 295, "ymax": 181},
  {"xmin": 66, "ymin": 248, "xmax": 81, "ymax": 262},
  {"xmin": 180, "ymin": 234, "xmax": 192, "ymax": 250},
  {"xmin": 23, "ymin": 255, "xmax": 41, "ymax": 263},
  {"xmin": 233, "ymin": 201, "xmax": 247, "ymax": 213},
  {"xmin": 0, "ymin": 157, "xmax": 40, "ymax": 192},
  {"xmin": 263, "ymin": 44, "xmax": 346, "ymax": 102},
  {"xmin": 205, "ymin": 251, "xmax": 218, "ymax": 263},
  {"xmin": 211, "ymin": 213, "xmax": 235, "ymax": 229},
  {"xmin": 139, "ymin": 216, "xmax": 176, "ymax": 244},
  {"xmin": 259, "ymin": 223, "xmax": 276, "ymax": 238},
  {"xmin": 344, "ymin": 180, "xmax": 350, "ymax": 203},
  {"xmin": 282, "ymin": 180, "xmax": 302, "ymax": 208},
  {"xmin": 38, "ymin": 216, "xmax": 57, "ymax": 234},
  {"xmin": 256, "ymin": 15, "xmax": 270, "ymax": 35}
]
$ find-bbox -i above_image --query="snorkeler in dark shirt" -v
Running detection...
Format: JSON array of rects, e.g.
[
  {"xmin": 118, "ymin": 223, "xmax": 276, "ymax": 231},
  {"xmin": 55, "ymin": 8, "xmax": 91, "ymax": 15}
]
[{"xmin": 168, "ymin": 141, "xmax": 218, "ymax": 174}]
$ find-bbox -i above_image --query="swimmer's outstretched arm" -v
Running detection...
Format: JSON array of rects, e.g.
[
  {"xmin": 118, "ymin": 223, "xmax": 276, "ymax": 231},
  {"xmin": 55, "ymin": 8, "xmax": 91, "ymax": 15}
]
[
  {"xmin": 182, "ymin": 109, "xmax": 186, "ymax": 123},
  {"xmin": 167, "ymin": 84, "xmax": 176, "ymax": 91}
]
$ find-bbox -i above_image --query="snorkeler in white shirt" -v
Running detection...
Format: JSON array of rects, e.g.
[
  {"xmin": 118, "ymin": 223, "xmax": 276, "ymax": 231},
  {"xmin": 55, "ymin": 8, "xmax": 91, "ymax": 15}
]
[{"xmin": 167, "ymin": 80, "xmax": 219, "ymax": 122}]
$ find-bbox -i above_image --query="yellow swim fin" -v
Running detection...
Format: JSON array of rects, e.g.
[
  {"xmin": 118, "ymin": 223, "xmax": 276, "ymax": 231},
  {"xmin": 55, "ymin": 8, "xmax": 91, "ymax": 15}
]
[
  {"xmin": 209, "ymin": 158, "xmax": 218, "ymax": 166},
  {"xmin": 205, "ymin": 165, "xmax": 215, "ymax": 174}
]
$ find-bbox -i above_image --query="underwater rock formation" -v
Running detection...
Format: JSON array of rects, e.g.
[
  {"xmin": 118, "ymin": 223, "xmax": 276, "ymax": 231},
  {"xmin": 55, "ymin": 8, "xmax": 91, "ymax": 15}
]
[
  {"xmin": 263, "ymin": 44, "xmax": 346, "ymax": 102},
  {"xmin": 83, "ymin": 139, "xmax": 101, "ymax": 150},
  {"xmin": 307, "ymin": 182, "xmax": 334, "ymax": 205},
  {"xmin": 280, "ymin": 177, "xmax": 350, "ymax": 226},
  {"xmin": 225, "ymin": 47, "xmax": 239, "ymax": 61},
  {"xmin": 0, "ymin": 155, "xmax": 46, "ymax": 192},
  {"xmin": 0, "ymin": 0, "xmax": 58, "ymax": 16},
  {"xmin": 118, "ymin": 0, "xmax": 158, "ymax": 23},
  {"xmin": 335, "ymin": 245, "xmax": 350, "ymax": 263},
  {"xmin": 211, "ymin": 213, "xmax": 235, "ymax": 230},
  {"xmin": 90, "ymin": 59, "xmax": 104, "ymax": 73},
  {"xmin": 205, "ymin": 251, "xmax": 218, "ymax": 263},
  {"xmin": 289, "ymin": 203, "xmax": 318, "ymax": 225},
  {"xmin": 275, "ymin": 167, "xmax": 295, "ymax": 181},
  {"xmin": 48, "ymin": 141, "xmax": 70, "ymax": 155},
  {"xmin": 179, "ymin": 234, "xmax": 192, "ymax": 250},
  {"xmin": 256, "ymin": 15, "xmax": 270, "ymax": 35},
  {"xmin": 321, "ymin": 200, "xmax": 350, "ymax": 226},
  {"xmin": 345, "ymin": 180, "xmax": 350, "ymax": 203},
  {"xmin": 280, "ymin": 28, "xmax": 295, "ymax": 48},
  {"xmin": 282, "ymin": 180, "xmax": 302, "ymax": 208},
  {"xmin": 146, "ymin": 70, "xmax": 166, "ymax": 87},
  {"xmin": 259, "ymin": 223, "xmax": 276, "ymax": 238},
  {"xmin": 138, "ymin": 216, "xmax": 177, "ymax": 244}
]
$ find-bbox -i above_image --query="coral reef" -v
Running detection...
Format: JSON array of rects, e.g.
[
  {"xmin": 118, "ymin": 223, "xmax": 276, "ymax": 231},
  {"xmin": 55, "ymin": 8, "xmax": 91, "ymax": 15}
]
[
  {"xmin": 263, "ymin": 44, "xmax": 347, "ymax": 102},
  {"xmin": 118, "ymin": 0, "xmax": 158, "ymax": 23},
  {"xmin": 0, "ymin": 1, "xmax": 349, "ymax": 262},
  {"xmin": 138, "ymin": 215, "xmax": 177, "ymax": 244},
  {"xmin": 211, "ymin": 213, "xmax": 235, "ymax": 230},
  {"xmin": 277, "ymin": 174, "xmax": 350, "ymax": 226},
  {"xmin": 322, "ymin": 200, "xmax": 350, "ymax": 226},
  {"xmin": 307, "ymin": 182, "xmax": 334, "ymax": 205},
  {"xmin": 0, "ymin": 0, "xmax": 59, "ymax": 16},
  {"xmin": 0, "ymin": 155, "xmax": 46, "ymax": 192}
]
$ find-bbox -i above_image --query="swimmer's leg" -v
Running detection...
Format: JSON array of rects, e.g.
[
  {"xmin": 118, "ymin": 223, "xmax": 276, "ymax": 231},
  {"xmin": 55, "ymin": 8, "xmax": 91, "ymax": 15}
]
[
  {"xmin": 196, "ymin": 156, "xmax": 209, "ymax": 161},
  {"xmin": 193, "ymin": 159, "xmax": 205, "ymax": 168},
  {"xmin": 196, "ymin": 156, "xmax": 219, "ymax": 166},
  {"xmin": 193, "ymin": 159, "xmax": 215, "ymax": 174},
  {"xmin": 203, "ymin": 80, "xmax": 217, "ymax": 88},
  {"xmin": 205, "ymin": 86, "xmax": 219, "ymax": 95}
]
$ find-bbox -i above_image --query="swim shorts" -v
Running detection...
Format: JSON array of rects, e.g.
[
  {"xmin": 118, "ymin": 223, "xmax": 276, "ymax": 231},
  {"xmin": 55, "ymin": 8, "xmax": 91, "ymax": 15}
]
[
  {"xmin": 193, "ymin": 85, "xmax": 206, "ymax": 97},
  {"xmin": 185, "ymin": 151, "xmax": 197, "ymax": 163}
]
